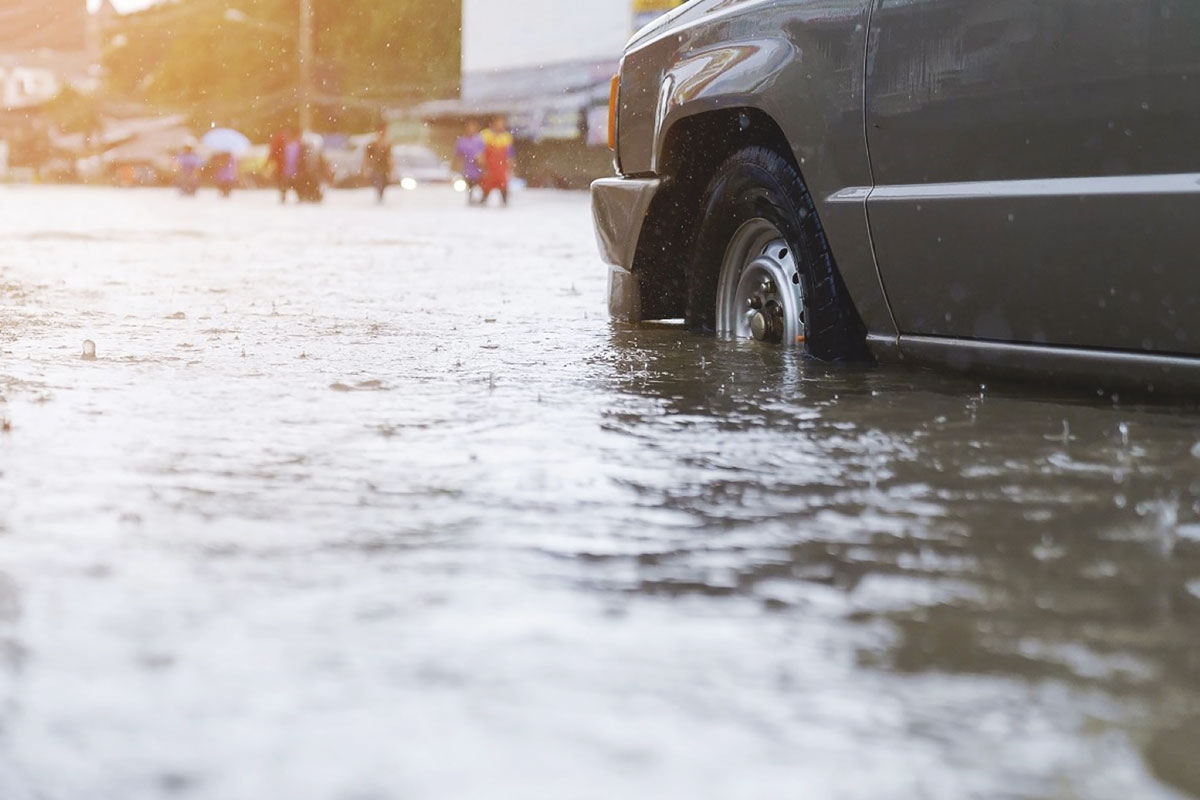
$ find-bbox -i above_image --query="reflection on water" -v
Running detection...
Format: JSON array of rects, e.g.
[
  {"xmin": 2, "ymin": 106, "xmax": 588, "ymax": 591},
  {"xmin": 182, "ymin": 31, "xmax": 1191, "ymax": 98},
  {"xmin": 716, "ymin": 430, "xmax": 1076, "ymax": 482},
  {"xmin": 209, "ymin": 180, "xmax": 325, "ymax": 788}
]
[
  {"xmin": 0, "ymin": 186, "xmax": 1198, "ymax": 798},
  {"xmin": 600, "ymin": 325, "xmax": 1200, "ymax": 796},
  {"xmin": 0, "ymin": 572, "xmax": 21, "ymax": 673}
]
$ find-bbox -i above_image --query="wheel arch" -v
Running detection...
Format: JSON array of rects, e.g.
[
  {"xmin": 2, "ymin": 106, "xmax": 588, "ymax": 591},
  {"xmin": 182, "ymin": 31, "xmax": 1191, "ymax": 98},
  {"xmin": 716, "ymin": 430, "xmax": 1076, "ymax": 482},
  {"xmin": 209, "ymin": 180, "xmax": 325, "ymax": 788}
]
[{"xmin": 630, "ymin": 106, "xmax": 818, "ymax": 322}]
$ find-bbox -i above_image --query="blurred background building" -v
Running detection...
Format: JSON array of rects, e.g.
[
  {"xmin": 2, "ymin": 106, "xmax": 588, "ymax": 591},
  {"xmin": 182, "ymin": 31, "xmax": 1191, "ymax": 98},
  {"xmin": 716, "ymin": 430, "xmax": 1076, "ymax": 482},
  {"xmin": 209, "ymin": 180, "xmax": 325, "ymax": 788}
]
[
  {"xmin": 417, "ymin": 0, "xmax": 685, "ymax": 189},
  {"xmin": 0, "ymin": 0, "xmax": 681, "ymax": 188},
  {"xmin": 0, "ymin": 0, "xmax": 114, "ymax": 178},
  {"xmin": 1, "ymin": 0, "xmax": 90, "ymax": 52}
]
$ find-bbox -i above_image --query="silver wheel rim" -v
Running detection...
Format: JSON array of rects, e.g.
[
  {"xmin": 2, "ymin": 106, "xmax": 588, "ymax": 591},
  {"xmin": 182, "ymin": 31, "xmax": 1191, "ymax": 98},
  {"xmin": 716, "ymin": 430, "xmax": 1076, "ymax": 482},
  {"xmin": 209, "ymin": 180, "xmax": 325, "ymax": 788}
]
[{"xmin": 715, "ymin": 219, "xmax": 806, "ymax": 346}]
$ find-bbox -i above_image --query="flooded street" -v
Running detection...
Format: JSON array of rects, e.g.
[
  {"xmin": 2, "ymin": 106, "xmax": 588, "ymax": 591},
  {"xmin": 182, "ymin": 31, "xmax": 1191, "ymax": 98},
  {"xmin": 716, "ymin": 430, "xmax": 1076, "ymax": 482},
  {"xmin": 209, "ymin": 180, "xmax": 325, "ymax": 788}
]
[{"xmin": 2, "ymin": 184, "xmax": 1200, "ymax": 799}]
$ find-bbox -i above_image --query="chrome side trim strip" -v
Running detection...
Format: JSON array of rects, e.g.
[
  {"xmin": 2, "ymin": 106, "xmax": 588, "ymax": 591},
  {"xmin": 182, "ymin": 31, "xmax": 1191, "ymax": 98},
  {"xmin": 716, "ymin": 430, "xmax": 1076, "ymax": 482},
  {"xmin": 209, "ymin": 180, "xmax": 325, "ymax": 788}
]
[
  {"xmin": 829, "ymin": 173, "xmax": 1200, "ymax": 204},
  {"xmin": 865, "ymin": 333, "xmax": 900, "ymax": 362},
  {"xmin": 829, "ymin": 186, "xmax": 871, "ymax": 203}
]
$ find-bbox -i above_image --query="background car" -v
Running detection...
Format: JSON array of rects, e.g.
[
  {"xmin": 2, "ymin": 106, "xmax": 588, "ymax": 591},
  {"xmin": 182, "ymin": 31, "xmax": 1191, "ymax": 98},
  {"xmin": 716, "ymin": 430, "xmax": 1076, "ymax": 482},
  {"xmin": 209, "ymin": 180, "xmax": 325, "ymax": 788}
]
[
  {"xmin": 390, "ymin": 144, "xmax": 453, "ymax": 190},
  {"xmin": 324, "ymin": 133, "xmax": 374, "ymax": 189},
  {"xmin": 325, "ymin": 140, "xmax": 454, "ymax": 190}
]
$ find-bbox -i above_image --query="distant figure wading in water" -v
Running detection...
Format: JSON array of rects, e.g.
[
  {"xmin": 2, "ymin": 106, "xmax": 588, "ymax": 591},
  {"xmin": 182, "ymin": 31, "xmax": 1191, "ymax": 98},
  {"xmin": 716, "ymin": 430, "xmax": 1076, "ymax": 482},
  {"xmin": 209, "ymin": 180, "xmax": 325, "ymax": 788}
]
[
  {"xmin": 454, "ymin": 120, "xmax": 485, "ymax": 204},
  {"xmin": 268, "ymin": 127, "xmax": 302, "ymax": 203},
  {"xmin": 363, "ymin": 127, "xmax": 393, "ymax": 204},
  {"xmin": 479, "ymin": 116, "xmax": 515, "ymax": 206}
]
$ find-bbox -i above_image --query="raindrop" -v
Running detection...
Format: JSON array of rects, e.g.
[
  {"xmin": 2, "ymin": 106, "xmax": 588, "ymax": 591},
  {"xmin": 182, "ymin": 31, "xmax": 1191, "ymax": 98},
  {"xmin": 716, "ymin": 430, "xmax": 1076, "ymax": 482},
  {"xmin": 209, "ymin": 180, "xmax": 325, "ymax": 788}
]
[
  {"xmin": 1119, "ymin": 422, "xmax": 1130, "ymax": 447},
  {"xmin": 1033, "ymin": 535, "xmax": 1064, "ymax": 561},
  {"xmin": 81, "ymin": 340, "xmax": 96, "ymax": 360}
]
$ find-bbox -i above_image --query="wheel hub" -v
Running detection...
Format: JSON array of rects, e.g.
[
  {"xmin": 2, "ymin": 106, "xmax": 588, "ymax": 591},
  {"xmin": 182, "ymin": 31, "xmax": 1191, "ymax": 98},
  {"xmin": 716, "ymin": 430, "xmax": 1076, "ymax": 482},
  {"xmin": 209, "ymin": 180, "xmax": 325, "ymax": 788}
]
[
  {"xmin": 715, "ymin": 220, "xmax": 806, "ymax": 346},
  {"xmin": 749, "ymin": 301, "xmax": 785, "ymax": 343}
]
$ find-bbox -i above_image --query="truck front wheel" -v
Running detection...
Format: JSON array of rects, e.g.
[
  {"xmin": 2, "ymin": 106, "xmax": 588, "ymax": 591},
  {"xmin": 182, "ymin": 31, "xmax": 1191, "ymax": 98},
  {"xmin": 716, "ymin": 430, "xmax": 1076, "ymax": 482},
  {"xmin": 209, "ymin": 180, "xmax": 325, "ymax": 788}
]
[{"xmin": 685, "ymin": 145, "xmax": 869, "ymax": 361}]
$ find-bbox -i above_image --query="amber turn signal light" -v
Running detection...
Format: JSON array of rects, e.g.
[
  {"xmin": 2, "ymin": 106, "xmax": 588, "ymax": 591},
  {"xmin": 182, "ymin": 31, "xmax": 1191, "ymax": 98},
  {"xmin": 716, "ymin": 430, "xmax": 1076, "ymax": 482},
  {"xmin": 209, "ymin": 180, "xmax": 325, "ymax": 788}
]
[{"xmin": 607, "ymin": 75, "xmax": 619, "ymax": 150}]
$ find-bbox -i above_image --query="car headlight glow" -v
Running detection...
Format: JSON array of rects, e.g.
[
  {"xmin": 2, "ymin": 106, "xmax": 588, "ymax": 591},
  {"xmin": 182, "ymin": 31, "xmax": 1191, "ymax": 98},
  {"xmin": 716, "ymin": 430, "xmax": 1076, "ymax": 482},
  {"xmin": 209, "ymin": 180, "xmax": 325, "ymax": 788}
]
[
  {"xmin": 453, "ymin": 179, "xmax": 468, "ymax": 193},
  {"xmin": 400, "ymin": 177, "xmax": 418, "ymax": 191}
]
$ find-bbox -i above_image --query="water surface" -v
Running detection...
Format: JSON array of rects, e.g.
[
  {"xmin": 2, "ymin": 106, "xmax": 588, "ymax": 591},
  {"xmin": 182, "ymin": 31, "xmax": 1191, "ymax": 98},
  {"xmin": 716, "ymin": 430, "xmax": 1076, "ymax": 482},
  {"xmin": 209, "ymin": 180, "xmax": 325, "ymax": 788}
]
[{"xmin": 1, "ymin": 185, "xmax": 1198, "ymax": 799}]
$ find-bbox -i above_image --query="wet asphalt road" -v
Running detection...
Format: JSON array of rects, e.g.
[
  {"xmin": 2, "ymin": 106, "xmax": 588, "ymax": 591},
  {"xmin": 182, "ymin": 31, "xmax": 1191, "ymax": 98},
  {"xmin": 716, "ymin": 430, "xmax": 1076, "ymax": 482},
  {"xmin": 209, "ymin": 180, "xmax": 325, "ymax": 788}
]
[{"xmin": 1, "ymin": 185, "xmax": 1199, "ymax": 799}]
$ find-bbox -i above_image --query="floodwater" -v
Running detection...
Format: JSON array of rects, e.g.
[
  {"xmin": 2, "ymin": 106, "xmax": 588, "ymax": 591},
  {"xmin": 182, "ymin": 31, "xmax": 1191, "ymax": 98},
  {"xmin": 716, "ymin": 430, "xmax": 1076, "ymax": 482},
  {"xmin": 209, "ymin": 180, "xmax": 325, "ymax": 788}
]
[{"xmin": 1, "ymin": 185, "xmax": 1199, "ymax": 799}]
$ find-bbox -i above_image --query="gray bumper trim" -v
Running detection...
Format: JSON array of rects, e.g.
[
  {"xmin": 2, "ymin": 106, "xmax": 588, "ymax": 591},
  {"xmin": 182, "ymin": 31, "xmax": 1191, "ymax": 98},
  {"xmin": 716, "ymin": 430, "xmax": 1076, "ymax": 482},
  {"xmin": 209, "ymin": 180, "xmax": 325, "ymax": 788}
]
[
  {"xmin": 590, "ymin": 176, "xmax": 661, "ymax": 269},
  {"xmin": 591, "ymin": 176, "xmax": 661, "ymax": 323}
]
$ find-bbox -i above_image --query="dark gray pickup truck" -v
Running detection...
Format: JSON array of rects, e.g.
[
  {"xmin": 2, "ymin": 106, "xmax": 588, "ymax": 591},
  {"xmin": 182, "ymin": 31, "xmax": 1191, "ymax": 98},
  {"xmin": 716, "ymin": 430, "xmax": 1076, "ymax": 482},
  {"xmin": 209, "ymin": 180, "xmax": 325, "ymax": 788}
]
[{"xmin": 592, "ymin": 0, "xmax": 1200, "ymax": 392}]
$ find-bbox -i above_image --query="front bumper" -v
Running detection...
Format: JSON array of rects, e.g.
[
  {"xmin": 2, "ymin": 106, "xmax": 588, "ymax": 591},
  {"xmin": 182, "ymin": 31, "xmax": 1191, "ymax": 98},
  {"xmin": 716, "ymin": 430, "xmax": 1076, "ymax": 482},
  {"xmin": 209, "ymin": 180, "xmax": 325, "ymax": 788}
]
[{"xmin": 590, "ymin": 176, "xmax": 661, "ymax": 322}]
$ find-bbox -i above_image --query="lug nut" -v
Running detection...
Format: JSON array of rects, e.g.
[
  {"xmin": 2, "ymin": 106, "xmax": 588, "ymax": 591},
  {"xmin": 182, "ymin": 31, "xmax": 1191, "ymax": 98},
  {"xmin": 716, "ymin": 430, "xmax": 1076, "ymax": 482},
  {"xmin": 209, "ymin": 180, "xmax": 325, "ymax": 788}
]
[
  {"xmin": 750, "ymin": 310, "xmax": 768, "ymax": 341},
  {"xmin": 747, "ymin": 296, "xmax": 763, "ymax": 310},
  {"xmin": 749, "ymin": 302, "xmax": 785, "ymax": 344},
  {"xmin": 759, "ymin": 279, "xmax": 775, "ymax": 295}
]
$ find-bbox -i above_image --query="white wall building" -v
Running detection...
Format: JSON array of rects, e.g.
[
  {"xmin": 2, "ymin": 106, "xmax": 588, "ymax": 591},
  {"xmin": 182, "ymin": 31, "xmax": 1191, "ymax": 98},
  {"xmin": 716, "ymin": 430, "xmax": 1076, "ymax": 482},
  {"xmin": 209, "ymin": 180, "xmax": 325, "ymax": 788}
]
[
  {"xmin": 453, "ymin": 0, "xmax": 682, "ymax": 128},
  {"xmin": 0, "ymin": 64, "xmax": 62, "ymax": 110},
  {"xmin": 462, "ymin": 0, "xmax": 637, "ymax": 76}
]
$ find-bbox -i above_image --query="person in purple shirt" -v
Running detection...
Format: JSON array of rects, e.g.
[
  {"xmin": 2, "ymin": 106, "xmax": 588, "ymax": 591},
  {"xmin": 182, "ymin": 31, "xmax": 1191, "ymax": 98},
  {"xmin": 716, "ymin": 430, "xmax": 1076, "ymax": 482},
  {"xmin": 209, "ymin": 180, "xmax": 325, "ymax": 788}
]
[
  {"xmin": 454, "ymin": 120, "xmax": 486, "ymax": 204},
  {"xmin": 214, "ymin": 152, "xmax": 238, "ymax": 197},
  {"xmin": 175, "ymin": 144, "xmax": 201, "ymax": 196},
  {"xmin": 268, "ymin": 128, "xmax": 303, "ymax": 204},
  {"xmin": 282, "ymin": 135, "xmax": 302, "ymax": 201}
]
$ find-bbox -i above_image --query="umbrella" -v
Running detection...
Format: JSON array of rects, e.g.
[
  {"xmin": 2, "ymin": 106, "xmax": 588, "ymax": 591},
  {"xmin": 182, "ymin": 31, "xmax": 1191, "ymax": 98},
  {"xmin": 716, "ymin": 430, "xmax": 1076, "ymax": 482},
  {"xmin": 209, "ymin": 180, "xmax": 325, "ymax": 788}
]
[{"xmin": 201, "ymin": 128, "xmax": 252, "ymax": 155}]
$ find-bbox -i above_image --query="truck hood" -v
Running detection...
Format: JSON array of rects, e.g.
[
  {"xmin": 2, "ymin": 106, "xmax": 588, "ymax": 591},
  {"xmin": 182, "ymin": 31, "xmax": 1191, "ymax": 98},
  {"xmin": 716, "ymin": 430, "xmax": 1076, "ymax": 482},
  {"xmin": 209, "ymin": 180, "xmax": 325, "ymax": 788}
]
[{"xmin": 626, "ymin": 0, "xmax": 724, "ymax": 51}]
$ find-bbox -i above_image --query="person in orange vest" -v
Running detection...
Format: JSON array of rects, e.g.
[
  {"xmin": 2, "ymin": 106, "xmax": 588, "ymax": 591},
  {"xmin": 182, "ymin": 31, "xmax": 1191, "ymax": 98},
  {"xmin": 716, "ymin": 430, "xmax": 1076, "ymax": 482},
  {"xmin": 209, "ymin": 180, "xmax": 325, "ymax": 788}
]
[{"xmin": 479, "ymin": 115, "xmax": 515, "ymax": 206}]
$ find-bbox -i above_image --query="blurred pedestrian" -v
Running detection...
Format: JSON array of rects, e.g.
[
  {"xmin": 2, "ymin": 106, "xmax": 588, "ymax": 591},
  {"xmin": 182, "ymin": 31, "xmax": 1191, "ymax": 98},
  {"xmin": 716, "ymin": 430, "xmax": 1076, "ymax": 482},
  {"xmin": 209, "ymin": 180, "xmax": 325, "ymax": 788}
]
[
  {"xmin": 267, "ymin": 129, "xmax": 285, "ymax": 199},
  {"xmin": 454, "ymin": 120, "xmax": 485, "ymax": 204},
  {"xmin": 268, "ymin": 128, "xmax": 302, "ymax": 203},
  {"xmin": 363, "ymin": 127, "xmax": 393, "ymax": 203},
  {"xmin": 214, "ymin": 152, "xmax": 238, "ymax": 197},
  {"xmin": 295, "ymin": 133, "xmax": 329, "ymax": 203},
  {"xmin": 479, "ymin": 116, "xmax": 515, "ymax": 206},
  {"xmin": 175, "ymin": 143, "xmax": 201, "ymax": 196}
]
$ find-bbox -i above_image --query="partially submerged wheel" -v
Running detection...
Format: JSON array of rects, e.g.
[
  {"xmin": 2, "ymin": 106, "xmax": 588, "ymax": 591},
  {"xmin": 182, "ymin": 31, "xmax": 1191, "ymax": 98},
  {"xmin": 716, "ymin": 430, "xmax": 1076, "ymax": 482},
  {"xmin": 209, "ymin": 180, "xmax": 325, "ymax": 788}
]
[
  {"xmin": 686, "ymin": 144, "xmax": 869, "ymax": 361},
  {"xmin": 716, "ymin": 220, "xmax": 805, "ymax": 345}
]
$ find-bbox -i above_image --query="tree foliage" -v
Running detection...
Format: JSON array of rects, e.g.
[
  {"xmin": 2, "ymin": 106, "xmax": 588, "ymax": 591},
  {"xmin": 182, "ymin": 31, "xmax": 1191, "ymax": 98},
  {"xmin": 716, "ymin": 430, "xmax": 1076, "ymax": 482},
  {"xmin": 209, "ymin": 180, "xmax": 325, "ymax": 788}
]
[
  {"xmin": 103, "ymin": 0, "xmax": 461, "ymax": 137},
  {"xmin": 45, "ymin": 86, "xmax": 103, "ymax": 136}
]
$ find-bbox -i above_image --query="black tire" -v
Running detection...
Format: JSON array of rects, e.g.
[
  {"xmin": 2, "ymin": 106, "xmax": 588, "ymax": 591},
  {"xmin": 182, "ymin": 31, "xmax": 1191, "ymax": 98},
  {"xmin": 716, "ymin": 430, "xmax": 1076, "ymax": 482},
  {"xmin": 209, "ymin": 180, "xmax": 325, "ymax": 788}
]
[{"xmin": 686, "ymin": 145, "xmax": 870, "ymax": 361}]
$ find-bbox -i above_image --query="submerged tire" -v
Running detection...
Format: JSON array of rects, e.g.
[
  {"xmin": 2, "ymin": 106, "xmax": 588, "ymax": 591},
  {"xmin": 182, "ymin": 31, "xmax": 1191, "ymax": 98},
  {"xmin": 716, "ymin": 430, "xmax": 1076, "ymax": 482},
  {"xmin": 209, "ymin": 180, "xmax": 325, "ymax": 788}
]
[{"xmin": 686, "ymin": 145, "xmax": 870, "ymax": 361}]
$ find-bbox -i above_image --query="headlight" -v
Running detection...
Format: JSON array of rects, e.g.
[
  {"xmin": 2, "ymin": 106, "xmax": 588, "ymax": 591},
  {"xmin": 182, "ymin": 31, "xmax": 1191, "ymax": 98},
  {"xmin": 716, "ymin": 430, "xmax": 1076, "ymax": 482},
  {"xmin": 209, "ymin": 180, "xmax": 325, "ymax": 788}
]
[
  {"xmin": 453, "ymin": 179, "xmax": 468, "ymax": 193},
  {"xmin": 400, "ymin": 177, "xmax": 418, "ymax": 191}
]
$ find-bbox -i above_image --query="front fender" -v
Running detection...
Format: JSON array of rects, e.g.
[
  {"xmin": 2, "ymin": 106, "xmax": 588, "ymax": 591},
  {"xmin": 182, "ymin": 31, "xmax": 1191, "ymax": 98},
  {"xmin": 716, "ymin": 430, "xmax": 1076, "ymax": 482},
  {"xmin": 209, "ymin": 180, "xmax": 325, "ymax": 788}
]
[
  {"xmin": 614, "ymin": 0, "xmax": 898, "ymax": 340},
  {"xmin": 651, "ymin": 38, "xmax": 794, "ymax": 174}
]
